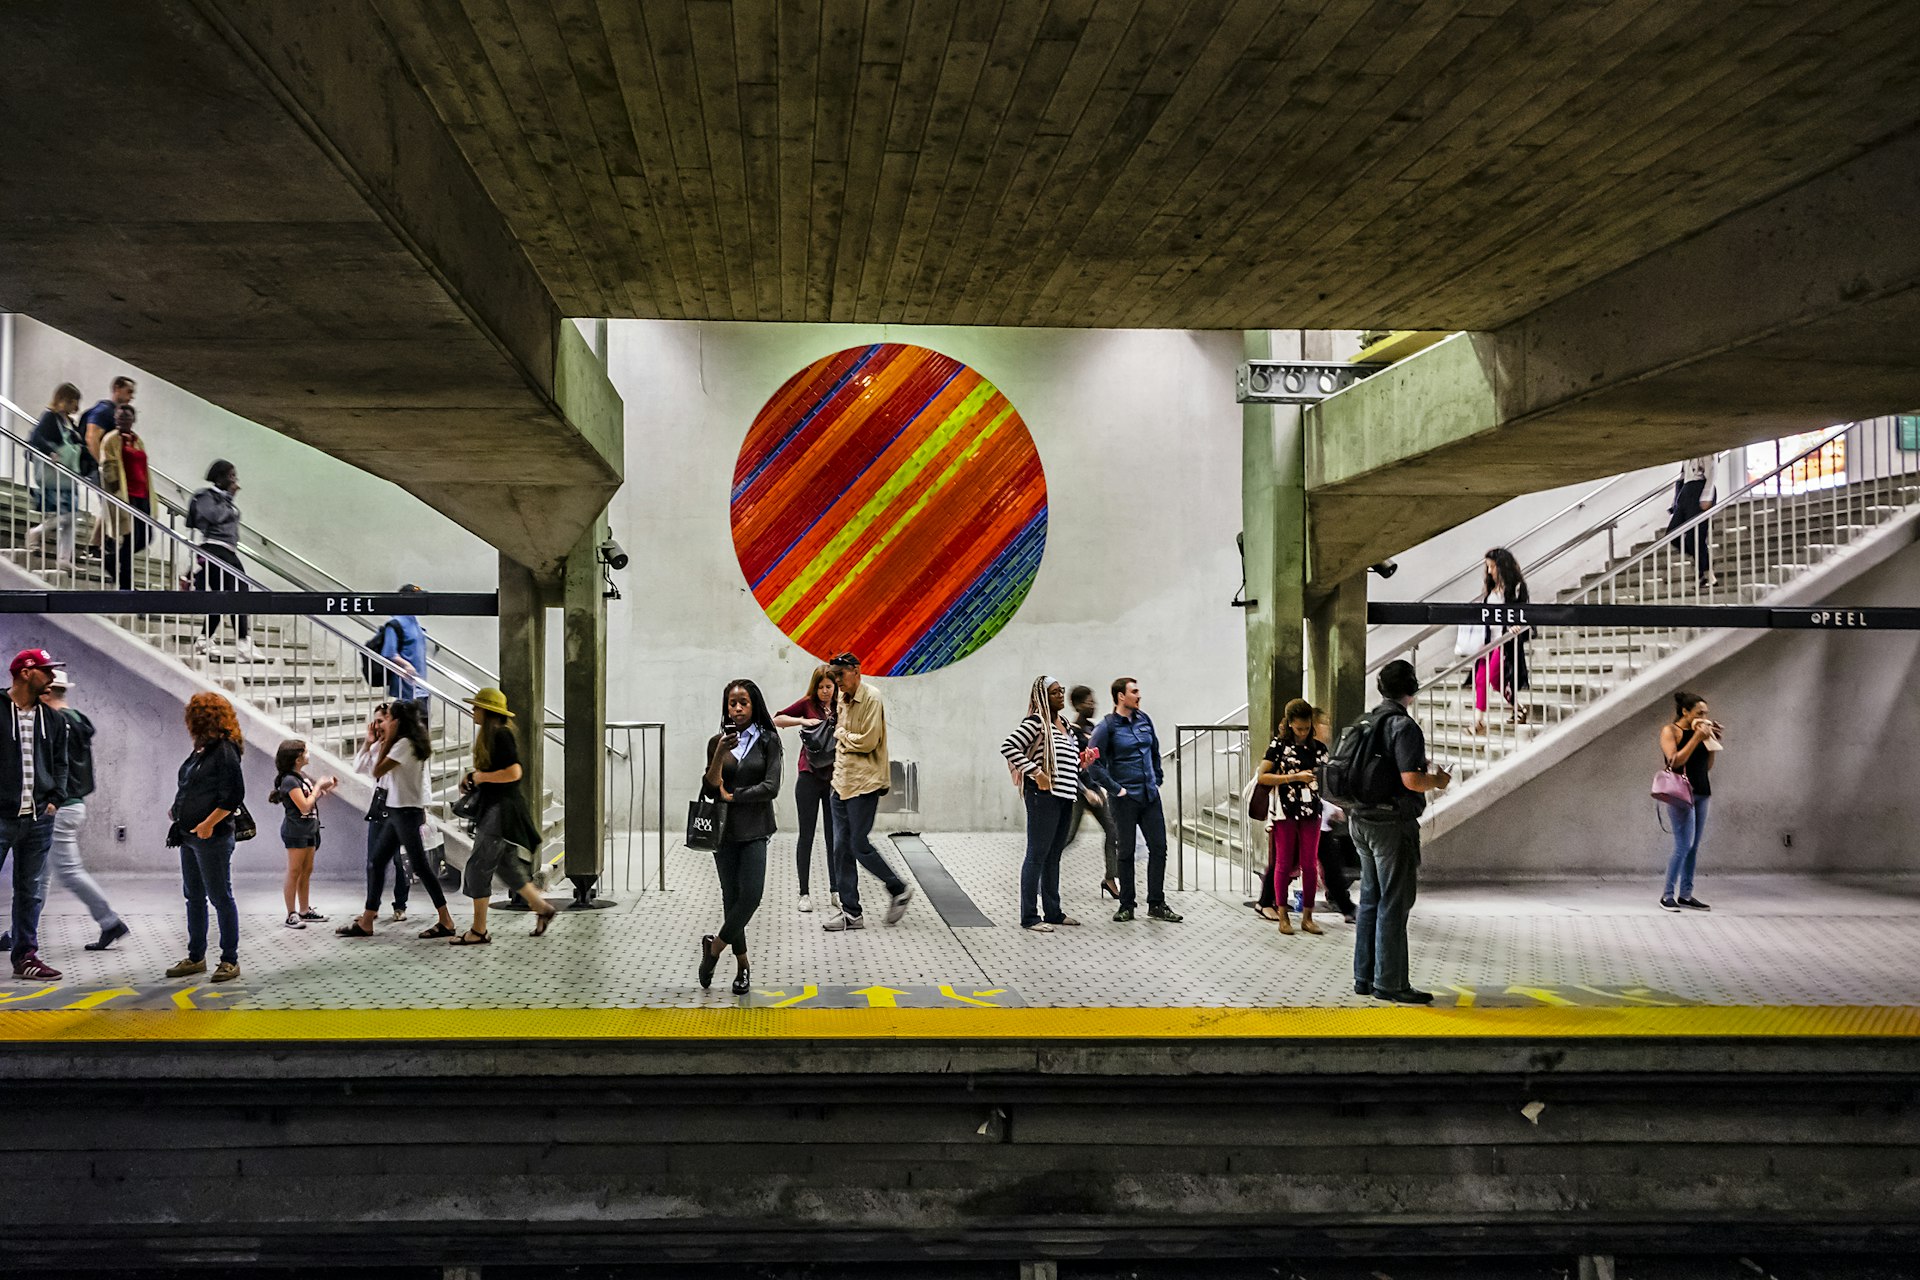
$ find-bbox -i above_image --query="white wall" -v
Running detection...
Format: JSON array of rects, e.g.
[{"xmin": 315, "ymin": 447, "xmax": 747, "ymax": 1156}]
[
  {"xmin": 601, "ymin": 321, "xmax": 1250, "ymax": 830},
  {"xmin": 3, "ymin": 316, "xmax": 500, "ymax": 661}
]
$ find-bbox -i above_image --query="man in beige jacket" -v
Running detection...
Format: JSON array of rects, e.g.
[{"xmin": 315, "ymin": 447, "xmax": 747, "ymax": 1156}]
[{"xmin": 823, "ymin": 652, "xmax": 913, "ymax": 932}]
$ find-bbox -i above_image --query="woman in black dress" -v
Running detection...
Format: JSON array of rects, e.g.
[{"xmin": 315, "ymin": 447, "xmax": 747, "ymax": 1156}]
[{"xmin": 699, "ymin": 679, "xmax": 783, "ymax": 994}]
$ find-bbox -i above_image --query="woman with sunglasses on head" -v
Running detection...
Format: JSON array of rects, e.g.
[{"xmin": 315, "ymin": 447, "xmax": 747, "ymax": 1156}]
[{"xmin": 698, "ymin": 679, "xmax": 783, "ymax": 994}]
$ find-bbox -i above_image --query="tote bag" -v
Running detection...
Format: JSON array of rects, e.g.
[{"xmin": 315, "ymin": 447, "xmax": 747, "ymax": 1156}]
[{"xmin": 685, "ymin": 794, "xmax": 726, "ymax": 850}]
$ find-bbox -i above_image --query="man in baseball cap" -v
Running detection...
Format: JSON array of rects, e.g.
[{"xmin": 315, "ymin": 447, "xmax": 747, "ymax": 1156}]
[{"xmin": 2, "ymin": 648, "xmax": 71, "ymax": 979}]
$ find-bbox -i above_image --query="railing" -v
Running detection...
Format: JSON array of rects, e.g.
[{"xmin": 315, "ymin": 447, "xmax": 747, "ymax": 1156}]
[
  {"xmin": 0, "ymin": 411, "xmax": 486, "ymax": 824},
  {"xmin": 1169, "ymin": 723, "xmax": 1257, "ymax": 897},
  {"xmin": 544, "ymin": 719, "xmax": 668, "ymax": 894},
  {"xmin": 1411, "ymin": 416, "xmax": 1920, "ymax": 798}
]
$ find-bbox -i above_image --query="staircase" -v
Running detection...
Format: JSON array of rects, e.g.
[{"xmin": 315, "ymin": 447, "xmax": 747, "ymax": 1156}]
[
  {"xmin": 0, "ymin": 399, "xmax": 561, "ymax": 854},
  {"xmin": 1170, "ymin": 418, "xmax": 1920, "ymax": 886}
]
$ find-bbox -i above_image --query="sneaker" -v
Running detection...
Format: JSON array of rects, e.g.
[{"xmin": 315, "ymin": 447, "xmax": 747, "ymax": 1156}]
[
  {"xmin": 1111, "ymin": 907, "xmax": 1135, "ymax": 922},
  {"xmin": 284, "ymin": 912, "xmax": 306, "ymax": 930},
  {"xmin": 1701, "ymin": 573, "xmax": 1719, "ymax": 588},
  {"xmin": 1677, "ymin": 896, "xmax": 1712, "ymax": 912},
  {"xmin": 0, "ymin": 932, "xmax": 9, "ymax": 951},
  {"xmin": 166, "ymin": 957, "xmax": 207, "ymax": 978},
  {"xmin": 798, "ymin": 894, "xmax": 813, "ymax": 914},
  {"xmin": 191, "ymin": 636, "xmax": 212, "ymax": 657},
  {"xmin": 822, "ymin": 911, "xmax": 865, "ymax": 932},
  {"xmin": 299, "ymin": 909, "xmax": 328, "ymax": 922},
  {"xmin": 1146, "ymin": 904, "xmax": 1184, "ymax": 923},
  {"xmin": 390, "ymin": 909, "xmax": 408, "ymax": 923},
  {"xmin": 1375, "ymin": 988, "xmax": 1434, "ymax": 1005},
  {"xmin": 236, "ymin": 639, "xmax": 264, "ymax": 661},
  {"xmin": 85, "ymin": 921, "xmax": 131, "ymax": 951},
  {"xmin": 12, "ymin": 953, "xmax": 61, "ymax": 981},
  {"xmin": 884, "ymin": 884, "xmax": 913, "ymax": 925},
  {"xmin": 1055, "ymin": 915, "xmax": 1081, "ymax": 927},
  {"xmin": 830, "ymin": 892, "xmax": 842, "ymax": 909},
  {"xmin": 211, "ymin": 961, "xmax": 241, "ymax": 983},
  {"xmin": 1659, "ymin": 896, "xmax": 1682, "ymax": 912}
]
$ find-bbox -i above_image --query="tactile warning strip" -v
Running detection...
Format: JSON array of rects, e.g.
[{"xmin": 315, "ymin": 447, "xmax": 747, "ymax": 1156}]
[{"xmin": 0, "ymin": 1003, "xmax": 1917, "ymax": 1042}]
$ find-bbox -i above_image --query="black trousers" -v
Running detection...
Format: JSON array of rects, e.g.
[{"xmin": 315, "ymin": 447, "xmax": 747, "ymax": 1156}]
[
  {"xmin": 195, "ymin": 542, "xmax": 250, "ymax": 639},
  {"xmin": 793, "ymin": 769, "xmax": 834, "ymax": 895},
  {"xmin": 1668, "ymin": 478, "xmax": 1711, "ymax": 577},
  {"xmin": 1113, "ymin": 791, "xmax": 1169, "ymax": 910},
  {"xmin": 1067, "ymin": 790, "xmax": 1120, "ymax": 881},
  {"xmin": 365, "ymin": 807, "xmax": 443, "ymax": 913},
  {"xmin": 108, "ymin": 495, "xmax": 152, "ymax": 589},
  {"xmin": 713, "ymin": 837, "xmax": 768, "ymax": 955}
]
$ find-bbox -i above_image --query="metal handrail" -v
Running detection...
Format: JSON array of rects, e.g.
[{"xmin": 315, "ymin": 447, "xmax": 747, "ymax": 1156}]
[
  {"xmin": 0, "ymin": 409, "xmax": 434, "ymax": 700},
  {"xmin": 0, "ymin": 390, "xmax": 565, "ymax": 750}
]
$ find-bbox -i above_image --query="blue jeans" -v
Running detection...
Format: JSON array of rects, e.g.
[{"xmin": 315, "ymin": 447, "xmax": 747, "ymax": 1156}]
[
  {"xmin": 1351, "ymin": 813, "xmax": 1421, "ymax": 995},
  {"xmin": 0, "ymin": 811, "xmax": 55, "ymax": 967},
  {"xmin": 1663, "ymin": 795, "xmax": 1709, "ymax": 900},
  {"xmin": 828, "ymin": 789, "xmax": 904, "ymax": 918},
  {"xmin": 1112, "ymin": 790, "xmax": 1169, "ymax": 910},
  {"xmin": 1020, "ymin": 788, "xmax": 1073, "ymax": 927},
  {"xmin": 181, "ymin": 829, "xmax": 240, "ymax": 965}
]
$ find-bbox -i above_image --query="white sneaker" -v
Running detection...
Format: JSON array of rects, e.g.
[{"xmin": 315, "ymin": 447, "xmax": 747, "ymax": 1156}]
[
  {"xmin": 192, "ymin": 637, "xmax": 212, "ymax": 656},
  {"xmin": 798, "ymin": 894, "xmax": 813, "ymax": 913},
  {"xmin": 283, "ymin": 912, "xmax": 306, "ymax": 930},
  {"xmin": 884, "ymin": 884, "xmax": 914, "ymax": 925},
  {"xmin": 236, "ymin": 638, "xmax": 263, "ymax": 660},
  {"xmin": 1701, "ymin": 573, "xmax": 1719, "ymax": 588},
  {"xmin": 391, "ymin": 908, "xmax": 408, "ymax": 922},
  {"xmin": 822, "ymin": 911, "xmax": 865, "ymax": 932}
]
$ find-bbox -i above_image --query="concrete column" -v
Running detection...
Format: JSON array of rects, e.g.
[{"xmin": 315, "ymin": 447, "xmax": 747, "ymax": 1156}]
[
  {"xmin": 497, "ymin": 553, "xmax": 548, "ymax": 817},
  {"xmin": 561, "ymin": 513, "xmax": 610, "ymax": 902},
  {"xmin": 1307, "ymin": 571, "xmax": 1370, "ymax": 732},
  {"xmin": 1240, "ymin": 329, "xmax": 1307, "ymax": 744}
]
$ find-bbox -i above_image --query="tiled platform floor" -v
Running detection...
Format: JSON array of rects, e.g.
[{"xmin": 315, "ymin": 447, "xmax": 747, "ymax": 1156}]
[{"xmin": 7, "ymin": 830, "xmax": 1920, "ymax": 1010}]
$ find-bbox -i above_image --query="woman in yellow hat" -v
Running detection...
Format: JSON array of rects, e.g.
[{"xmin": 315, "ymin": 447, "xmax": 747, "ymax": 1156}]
[{"xmin": 451, "ymin": 687, "xmax": 556, "ymax": 943}]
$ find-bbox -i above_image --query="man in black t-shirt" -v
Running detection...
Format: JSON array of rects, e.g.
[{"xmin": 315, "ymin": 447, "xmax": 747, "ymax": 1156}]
[{"xmin": 1349, "ymin": 660, "xmax": 1451, "ymax": 1004}]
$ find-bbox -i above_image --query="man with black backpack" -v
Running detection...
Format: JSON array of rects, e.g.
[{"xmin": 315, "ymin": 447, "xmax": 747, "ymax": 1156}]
[{"xmin": 1325, "ymin": 660, "xmax": 1450, "ymax": 1004}]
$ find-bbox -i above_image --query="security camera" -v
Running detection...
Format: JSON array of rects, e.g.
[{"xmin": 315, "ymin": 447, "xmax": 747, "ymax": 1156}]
[
  {"xmin": 1368, "ymin": 559, "xmax": 1399, "ymax": 579},
  {"xmin": 598, "ymin": 537, "xmax": 629, "ymax": 571}
]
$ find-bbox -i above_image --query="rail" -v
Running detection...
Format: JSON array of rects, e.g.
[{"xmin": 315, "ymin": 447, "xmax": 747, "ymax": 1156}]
[{"xmin": 546, "ymin": 719, "xmax": 668, "ymax": 893}]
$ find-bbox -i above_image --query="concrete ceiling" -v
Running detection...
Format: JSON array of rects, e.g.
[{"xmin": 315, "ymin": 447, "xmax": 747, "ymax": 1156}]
[{"xmin": 373, "ymin": 0, "xmax": 1920, "ymax": 330}]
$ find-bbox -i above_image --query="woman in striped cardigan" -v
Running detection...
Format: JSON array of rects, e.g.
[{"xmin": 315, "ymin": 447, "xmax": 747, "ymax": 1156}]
[{"xmin": 1001, "ymin": 675, "xmax": 1083, "ymax": 933}]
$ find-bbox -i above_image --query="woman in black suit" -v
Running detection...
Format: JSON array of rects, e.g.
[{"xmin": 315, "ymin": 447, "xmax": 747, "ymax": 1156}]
[{"xmin": 700, "ymin": 678, "xmax": 783, "ymax": 994}]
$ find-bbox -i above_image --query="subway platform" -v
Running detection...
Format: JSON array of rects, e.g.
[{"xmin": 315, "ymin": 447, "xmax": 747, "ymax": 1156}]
[{"xmin": 3, "ymin": 834, "xmax": 1918, "ymax": 1270}]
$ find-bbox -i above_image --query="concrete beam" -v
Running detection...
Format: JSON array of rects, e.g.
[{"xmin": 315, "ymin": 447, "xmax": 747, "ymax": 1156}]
[
  {"xmin": 0, "ymin": 2, "xmax": 621, "ymax": 577},
  {"xmin": 1306, "ymin": 128, "xmax": 1920, "ymax": 585}
]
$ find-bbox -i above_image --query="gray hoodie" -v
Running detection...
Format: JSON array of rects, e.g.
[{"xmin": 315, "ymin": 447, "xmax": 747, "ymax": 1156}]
[{"xmin": 187, "ymin": 486, "xmax": 240, "ymax": 546}]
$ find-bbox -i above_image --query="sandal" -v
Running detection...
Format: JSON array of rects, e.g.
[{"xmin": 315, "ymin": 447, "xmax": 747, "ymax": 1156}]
[
  {"xmin": 334, "ymin": 921, "xmax": 375, "ymax": 938},
  {"xmin": 1255, "ymin": 906, "xmax": 1282, "ymax": 922},
  {"xmin": 450, "ymin": 929, "xmax": 491, "ymax": 946},
  {"xmin": 531, "ymin": 907, "xmax": 558, "ymax": 938},
  {"xmin": 417, "ymin": 923, "xmax": 456, "ymax": 939}
]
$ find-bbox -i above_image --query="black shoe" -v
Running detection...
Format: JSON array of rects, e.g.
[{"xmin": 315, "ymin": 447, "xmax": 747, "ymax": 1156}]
[
  {"xmin": 0, "ymin": 932, "xmax": 9, "ymax": 952},
  {"xmin": 730, "ymin": 963, "xmax": 752, "ymax": 996},
  {"xmin": 697, "ymin": 935, "xmax": 720, "ymax": 989},
  {"xmin": 1111, "ymin": 907, "xmax": 1134, "ymax": 922},
  {"xmin": 1374, "ymin": 988, "xmax": 1434, "ymax": 1005},
  {"xmin": 1354, "ymin": 980, "xmax": 1373, "ymax": 996},
  {"xmin": 1677, "ymin": 896, "xmax": 1712, "ymax": 911},
  {"xmin": 1146, "ymin": 904, "xmax": 1184, "ymax": 923},
  {"xmin": 85, "ymin": 921, "xmax": 130, "ymax": 951},
  {"xmin": 1659, "ymin": 896, "xmax": 1682, "ymax": 912}
]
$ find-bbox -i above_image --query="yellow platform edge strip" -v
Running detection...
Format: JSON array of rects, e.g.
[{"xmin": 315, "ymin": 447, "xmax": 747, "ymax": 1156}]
[{"xmin": 0, "ymin": 1004, "xmax": 1917, "ymax": 1043}]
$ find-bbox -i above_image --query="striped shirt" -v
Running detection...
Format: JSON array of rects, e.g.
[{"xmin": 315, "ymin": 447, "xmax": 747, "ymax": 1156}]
[
  {"xmin": 13, "ymin": 704, "xmax": 33, "ymax": 817},
  {"xmin": 1000, "ymin": 714, "xmax": 1081, "ymax": 801}
]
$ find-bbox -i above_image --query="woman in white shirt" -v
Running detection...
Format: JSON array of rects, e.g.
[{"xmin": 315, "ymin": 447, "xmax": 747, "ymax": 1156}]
[{"xmin": 336, "ymin": 700, "xmax": 458, "ymax": 939}]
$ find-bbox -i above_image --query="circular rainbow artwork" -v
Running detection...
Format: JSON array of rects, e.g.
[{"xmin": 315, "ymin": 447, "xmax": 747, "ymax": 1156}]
[{"xmin": 730, "ymin": 344, "xmax": 1048, "ymax": 676}]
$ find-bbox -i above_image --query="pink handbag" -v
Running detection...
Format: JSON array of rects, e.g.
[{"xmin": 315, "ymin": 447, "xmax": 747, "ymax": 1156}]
[{"xmin": 1651, "ymin": 768, "xmax": 1694, "ymax": 810}]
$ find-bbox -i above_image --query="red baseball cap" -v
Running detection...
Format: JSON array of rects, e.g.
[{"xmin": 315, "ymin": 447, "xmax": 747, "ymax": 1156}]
[{"xmin": 9, "ymin": 649, "xmax": 64, "ymax": 678}]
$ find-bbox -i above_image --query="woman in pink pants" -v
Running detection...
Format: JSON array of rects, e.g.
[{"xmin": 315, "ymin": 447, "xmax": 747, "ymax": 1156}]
[{"xmin": 1255, "ymin": 698, "xmax": 1328, "ymax": 936}]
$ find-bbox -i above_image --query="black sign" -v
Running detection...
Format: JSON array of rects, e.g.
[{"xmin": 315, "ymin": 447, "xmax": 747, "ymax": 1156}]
[
  {"xmin": 1371, "ymin": 602, "xmax": 1920, "ymax": 630},
  {"xmin": 0, "ymin": 591, "xmax": 498, "ymax": 616}
]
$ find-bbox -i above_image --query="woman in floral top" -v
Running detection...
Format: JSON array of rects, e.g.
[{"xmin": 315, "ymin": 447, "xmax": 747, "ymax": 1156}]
[{"xmin": 1255, "ymin": 698, "xmax": 1328, "ymax": 936}]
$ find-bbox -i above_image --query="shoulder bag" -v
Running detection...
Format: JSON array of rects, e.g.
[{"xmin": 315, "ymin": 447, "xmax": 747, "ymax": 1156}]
[
  {"xmin": 799, "ymin": 715, "xmax": 837, "ymax": 772},
  {"xmin": 686, "ymin": 793, "xmax": 725, "ymax": 850}
]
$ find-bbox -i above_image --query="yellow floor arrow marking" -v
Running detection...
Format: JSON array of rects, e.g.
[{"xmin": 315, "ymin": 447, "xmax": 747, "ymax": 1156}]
[
  {"xmin": 755, "ymin": 985, "xmax": 818, "ymax": 1008},
  {"xmin": 0, "ymin": 985, "xmax": 57, "ymax": 1005},
  {"xmin": 1506, "ymin": 986, "xmax": 1576, "ymax": 1007},
  {"xmin": 172, "ymin": 986, "xmax": 203, "ymax": 1010},
  {"xmin": 1445, "ymin": 984, "xmax": 1476, "ymax": 1008},
  {"xmin": 851, "ymin": 985, "xmax": 907, "ymax": 1008},
  {"xmin": 938, "ymin": 985, "xmax": 1006, "ymax": 1008},
  {"xmin": 62, "ymin": 988, "xmax": 137, "ymax": 1010},
  {"xmin": 1581, "ymin": 984, "xmax": 1684, "ymax": 1007}
]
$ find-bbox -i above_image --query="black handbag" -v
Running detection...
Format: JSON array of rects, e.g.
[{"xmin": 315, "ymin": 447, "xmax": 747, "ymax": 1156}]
[
  {"xmin": 799, "ymin": 716, "xmax": 837, "ymax": 772},
  {"xmin": 685, "ymin": 794, "xmax": 725, "ymax": 850},
  {"xmin": 232, "ymin": 801, "xmax": 257, "ymax": 843}
]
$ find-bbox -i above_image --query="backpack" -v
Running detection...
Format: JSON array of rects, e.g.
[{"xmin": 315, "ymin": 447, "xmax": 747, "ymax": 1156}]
[
  {"xmin": 360, "ymin": 620, "xmax": 399, "ymax": 688},
  {"xmin": 1318, "ymin": 705, "xmax": 1404, "ymax": 809}
]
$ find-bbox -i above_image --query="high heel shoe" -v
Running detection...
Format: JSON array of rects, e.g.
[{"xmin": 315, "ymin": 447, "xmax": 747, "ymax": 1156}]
[
  {"xmin": 1099, "ymin": 879, "xmax": 1120, "ymax": 900},
  {"xmin": 730, "ymin": 961, "xmax": 752, "ymax": 996},
  {"xmin": 698, "ymin": 934, "xmax": 720, "ymax": 989}
]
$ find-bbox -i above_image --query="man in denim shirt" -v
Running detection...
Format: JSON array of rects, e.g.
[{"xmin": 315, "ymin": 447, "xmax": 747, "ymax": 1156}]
[{"xmin": 1090, "ymin": 676, "xmax": 1182, "ymax": 923}]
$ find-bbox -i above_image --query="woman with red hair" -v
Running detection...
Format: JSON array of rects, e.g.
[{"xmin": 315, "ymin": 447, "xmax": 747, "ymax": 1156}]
[{"xmin": 165, "ymin": 692, "xmax": 247, "ymax": 983}]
